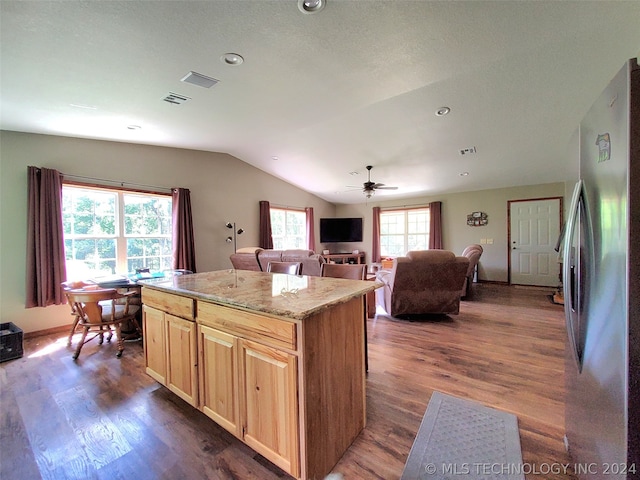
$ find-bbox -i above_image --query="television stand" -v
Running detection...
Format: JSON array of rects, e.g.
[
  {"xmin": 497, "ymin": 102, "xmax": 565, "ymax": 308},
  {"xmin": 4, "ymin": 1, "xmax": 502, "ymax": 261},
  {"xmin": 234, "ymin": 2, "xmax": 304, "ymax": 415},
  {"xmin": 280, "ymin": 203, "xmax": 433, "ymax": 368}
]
[{"xmin": 321, "ymin": 252, "xmax": 365, "ymax": 264}]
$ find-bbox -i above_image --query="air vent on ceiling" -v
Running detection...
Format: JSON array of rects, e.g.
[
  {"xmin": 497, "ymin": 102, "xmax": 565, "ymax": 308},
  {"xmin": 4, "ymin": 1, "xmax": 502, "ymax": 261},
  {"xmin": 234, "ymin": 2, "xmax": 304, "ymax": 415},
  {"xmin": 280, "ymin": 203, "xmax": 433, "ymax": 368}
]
[
  {"xmin": 163, "ymin": 92, "xmax": 191, "ymax": 105},
  {"xmin": 459, "ymin": 146, "xmax": 477, "ymax": 155},
  {"xmin": 181, "ymin": 71, "xmax": 219, "ymax": 89}
]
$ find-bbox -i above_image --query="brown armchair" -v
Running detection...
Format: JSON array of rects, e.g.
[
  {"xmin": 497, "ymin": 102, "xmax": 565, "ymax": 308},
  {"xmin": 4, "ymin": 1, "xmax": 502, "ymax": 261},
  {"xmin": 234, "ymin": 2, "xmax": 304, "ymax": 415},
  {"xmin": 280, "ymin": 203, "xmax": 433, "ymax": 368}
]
[
  {"xmin": 460, "ymin": 244, "xmax": 483, "ymax": 297},
  {"xmin": 376, "ymin": 250, "xmax": 469, "ymax": 317}
]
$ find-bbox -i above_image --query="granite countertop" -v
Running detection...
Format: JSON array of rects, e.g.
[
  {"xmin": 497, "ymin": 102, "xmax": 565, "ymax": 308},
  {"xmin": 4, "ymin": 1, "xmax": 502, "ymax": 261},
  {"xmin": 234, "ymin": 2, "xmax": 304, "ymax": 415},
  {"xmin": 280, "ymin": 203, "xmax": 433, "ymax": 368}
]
[{"xmin": 139, "ymin": 270, "xmax": 382, "ymax": 320}]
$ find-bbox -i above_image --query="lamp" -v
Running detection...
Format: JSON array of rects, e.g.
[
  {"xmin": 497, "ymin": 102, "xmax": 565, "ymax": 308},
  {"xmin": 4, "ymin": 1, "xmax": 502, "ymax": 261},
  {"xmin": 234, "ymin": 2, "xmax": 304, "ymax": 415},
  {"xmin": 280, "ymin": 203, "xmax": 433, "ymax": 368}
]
[{"xmin": 225, "ymin": 222, "xmax": 244, "ymax": 252}]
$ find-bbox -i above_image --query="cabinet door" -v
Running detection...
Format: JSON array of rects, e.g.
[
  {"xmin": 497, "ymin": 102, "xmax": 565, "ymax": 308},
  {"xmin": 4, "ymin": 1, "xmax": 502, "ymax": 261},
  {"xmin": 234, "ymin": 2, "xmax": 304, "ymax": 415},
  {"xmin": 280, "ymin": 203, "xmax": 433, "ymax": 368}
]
[
  {"xmin": 199, "ymin": 325, "xmax": 239, "ymax": 436},
  {"xmin": 240, "ymin": 339, "xmax": 299, "ymax": 477},
  {"xmin": 166, "ymin": 313, "xmax": 198, "ymax": 406},
  {"xmin": 143, "ymin": 305, "xmax": 166, "ymax": 384}
]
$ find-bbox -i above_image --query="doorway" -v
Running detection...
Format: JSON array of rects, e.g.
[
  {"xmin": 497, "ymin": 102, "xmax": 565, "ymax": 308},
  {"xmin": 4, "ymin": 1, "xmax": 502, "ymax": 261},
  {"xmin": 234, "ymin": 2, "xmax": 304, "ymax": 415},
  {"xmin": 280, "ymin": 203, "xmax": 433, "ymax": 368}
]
[{"xmin": 508, "ymin": 197, "xmax": 562, "ymax": 287}]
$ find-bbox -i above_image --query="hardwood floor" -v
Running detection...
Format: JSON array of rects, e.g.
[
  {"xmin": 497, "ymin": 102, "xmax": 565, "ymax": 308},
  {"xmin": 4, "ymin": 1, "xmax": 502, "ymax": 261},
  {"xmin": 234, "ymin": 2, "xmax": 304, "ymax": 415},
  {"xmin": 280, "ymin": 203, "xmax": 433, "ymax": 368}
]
[{"xmin": 0, "ymin": 283, "xmax": 575, "ymax": 479}]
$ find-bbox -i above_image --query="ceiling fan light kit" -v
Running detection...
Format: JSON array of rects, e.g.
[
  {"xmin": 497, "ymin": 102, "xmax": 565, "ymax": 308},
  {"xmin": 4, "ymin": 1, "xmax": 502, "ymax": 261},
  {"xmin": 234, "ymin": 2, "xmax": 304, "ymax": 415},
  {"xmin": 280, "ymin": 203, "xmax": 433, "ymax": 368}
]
[{"xmin": 360, "ymin": 165, "xmax": 398, "ymax": 198}]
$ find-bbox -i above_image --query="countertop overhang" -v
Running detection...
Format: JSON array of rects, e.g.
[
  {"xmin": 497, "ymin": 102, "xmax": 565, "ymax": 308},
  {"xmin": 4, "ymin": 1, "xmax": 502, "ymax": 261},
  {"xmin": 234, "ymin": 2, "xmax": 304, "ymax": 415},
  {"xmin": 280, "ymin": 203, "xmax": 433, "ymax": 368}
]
[{"xmin": 139, "ymin": 270, "xmax": 382, "ymax": 320}]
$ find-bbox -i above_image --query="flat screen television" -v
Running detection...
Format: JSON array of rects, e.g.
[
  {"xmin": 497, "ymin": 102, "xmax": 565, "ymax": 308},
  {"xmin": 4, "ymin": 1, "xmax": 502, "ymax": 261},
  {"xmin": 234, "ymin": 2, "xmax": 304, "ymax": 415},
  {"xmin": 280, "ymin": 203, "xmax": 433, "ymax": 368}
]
[{"xmin": 320, "ymin": 217, "xmax": 363, "ymax": 243}]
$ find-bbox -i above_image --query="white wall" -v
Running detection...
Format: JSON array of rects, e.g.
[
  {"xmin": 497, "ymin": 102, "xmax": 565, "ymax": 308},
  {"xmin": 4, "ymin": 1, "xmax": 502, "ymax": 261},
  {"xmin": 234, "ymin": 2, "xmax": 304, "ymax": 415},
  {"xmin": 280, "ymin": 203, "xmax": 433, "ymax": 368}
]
[
  {"xmin": 0, "ymin": 131, "xmax": 336, "ymax": 333},
  {"xmin": 334, "ymin": 182, "xmax": 566, "ymax": 283}
]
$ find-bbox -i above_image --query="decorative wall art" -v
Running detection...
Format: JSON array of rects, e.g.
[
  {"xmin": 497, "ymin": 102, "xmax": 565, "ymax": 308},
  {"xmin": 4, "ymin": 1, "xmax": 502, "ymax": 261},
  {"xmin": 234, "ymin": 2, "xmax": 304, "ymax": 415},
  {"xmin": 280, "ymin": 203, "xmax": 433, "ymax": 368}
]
[{"xmin": 467, "ymin": 211, "xmax": 488, "ymax": 226}]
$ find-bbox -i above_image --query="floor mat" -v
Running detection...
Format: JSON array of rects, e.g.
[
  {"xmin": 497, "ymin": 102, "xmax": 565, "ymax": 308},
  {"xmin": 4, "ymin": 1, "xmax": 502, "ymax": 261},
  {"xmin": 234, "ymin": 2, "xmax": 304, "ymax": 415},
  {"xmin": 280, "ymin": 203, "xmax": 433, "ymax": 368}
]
[{"xmin": 401, "ymin": 392, "xmax": 525, "ymax": 480}]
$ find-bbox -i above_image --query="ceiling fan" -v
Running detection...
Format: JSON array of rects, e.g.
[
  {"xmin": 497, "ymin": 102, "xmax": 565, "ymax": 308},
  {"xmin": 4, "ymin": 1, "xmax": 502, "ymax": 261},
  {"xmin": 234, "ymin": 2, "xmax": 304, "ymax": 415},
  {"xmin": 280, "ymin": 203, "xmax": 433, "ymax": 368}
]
[{"xmin": 355, "ymin": 165, "xmax": 398, "ymax": 198}]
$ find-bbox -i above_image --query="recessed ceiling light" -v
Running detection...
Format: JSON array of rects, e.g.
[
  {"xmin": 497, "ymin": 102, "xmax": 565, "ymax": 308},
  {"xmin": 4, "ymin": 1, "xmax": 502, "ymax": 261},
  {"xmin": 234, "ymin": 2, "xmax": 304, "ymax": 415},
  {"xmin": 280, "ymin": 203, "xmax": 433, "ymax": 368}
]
[
  {"xmin": 459, "ymin": 171, "xmax": 469, "ymax": 177},
  {"xmin": 298, "ymin": 0, "xmax": 325, "ymax": 14},
  {"xmin": 221, "ymin": 53, "xmax": 244, "ymax": 66},
  {"xmin": 271, "ymin": 156, "xmax": 279, "ymax": 161},
  {"xmin": 127, "ymin": 125, "xmax": 141, "ymax": 130},
  {"xmin": 349, "ymin": 171, "xmax": 359, "ymax": 176},
  {"xmin": 435, "ymin": 107, "xmax": 451, "ymax": 116}
]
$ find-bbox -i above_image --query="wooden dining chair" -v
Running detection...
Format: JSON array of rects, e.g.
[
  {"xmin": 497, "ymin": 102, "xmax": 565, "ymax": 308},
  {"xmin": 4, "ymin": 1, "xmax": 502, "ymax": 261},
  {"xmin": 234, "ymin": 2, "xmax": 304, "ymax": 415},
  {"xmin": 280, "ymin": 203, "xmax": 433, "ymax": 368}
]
[
  {"xmin": 320, "ymin": 263, "xmax": 367, "ymax": 280},
  {"xmin": 321, "ymin": 262, "xmax": 369, "ymax": 371},
  {"xmin": 65, "ymin": 288, "xmax": 141, "ymax": 360},
  {"xmin": 266, "ymin": 261, "xmax": 302, "ymax": 275},
  {"xmin": 62, "ymin": 280, "xmax": 102, "ymax": 346}
]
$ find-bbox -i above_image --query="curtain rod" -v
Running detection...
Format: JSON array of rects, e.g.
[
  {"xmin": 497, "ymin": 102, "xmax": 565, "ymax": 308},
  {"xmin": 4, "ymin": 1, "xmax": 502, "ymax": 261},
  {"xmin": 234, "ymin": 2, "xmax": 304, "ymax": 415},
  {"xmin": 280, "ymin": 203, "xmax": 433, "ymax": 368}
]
[
  {"xmin": 62, "ymin": 173, "xmax": 173, "ymax": 194},
  {"xmin": 380, "ymin": 202, "xmax": 433, "ymax": 210},
  {"xmin": 271, "ymin": 203, "xmax": 306, "ymax": 210}
]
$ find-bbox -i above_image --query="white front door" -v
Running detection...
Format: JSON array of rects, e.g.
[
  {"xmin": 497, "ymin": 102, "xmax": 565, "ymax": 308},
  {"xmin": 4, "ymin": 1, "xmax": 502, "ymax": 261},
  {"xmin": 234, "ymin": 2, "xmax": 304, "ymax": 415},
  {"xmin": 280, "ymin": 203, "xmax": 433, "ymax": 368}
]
[{"xmin": 509, "ymin": 198, "xmax": 561, "ymax": 287}]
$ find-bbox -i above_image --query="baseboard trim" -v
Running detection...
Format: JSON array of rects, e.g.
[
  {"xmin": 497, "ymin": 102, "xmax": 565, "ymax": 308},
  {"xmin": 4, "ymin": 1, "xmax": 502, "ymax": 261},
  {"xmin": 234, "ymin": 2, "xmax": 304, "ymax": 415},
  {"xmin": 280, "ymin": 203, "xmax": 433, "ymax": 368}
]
[{"xmin": 24, "ymin": 324, "xmax": 71, "ymax": 339}]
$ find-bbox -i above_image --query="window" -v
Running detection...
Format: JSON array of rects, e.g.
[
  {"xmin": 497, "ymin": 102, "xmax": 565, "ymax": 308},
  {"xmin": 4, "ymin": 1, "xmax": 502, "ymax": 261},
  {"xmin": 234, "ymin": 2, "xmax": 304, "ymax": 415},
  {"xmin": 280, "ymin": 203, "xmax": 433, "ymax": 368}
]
[
  {"xmin": 379, "ymin": 207, "xmax": 430, "ymax": 257},
  {"xmin": 270, "ymin": 207, "xmax": 307, "ymax": 250},
  {"xmin": 62, "ymin": 185, "xmax": 172, "ymax": 278}
]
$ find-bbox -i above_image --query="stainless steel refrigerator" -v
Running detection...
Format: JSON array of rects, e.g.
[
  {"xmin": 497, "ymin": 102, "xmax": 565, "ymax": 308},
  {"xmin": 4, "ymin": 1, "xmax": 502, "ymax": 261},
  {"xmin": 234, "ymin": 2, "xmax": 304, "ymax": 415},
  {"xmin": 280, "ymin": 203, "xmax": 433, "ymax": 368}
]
[{"xmin": 563, "ymin": 58, "xmax": 639, "ymax": 478}]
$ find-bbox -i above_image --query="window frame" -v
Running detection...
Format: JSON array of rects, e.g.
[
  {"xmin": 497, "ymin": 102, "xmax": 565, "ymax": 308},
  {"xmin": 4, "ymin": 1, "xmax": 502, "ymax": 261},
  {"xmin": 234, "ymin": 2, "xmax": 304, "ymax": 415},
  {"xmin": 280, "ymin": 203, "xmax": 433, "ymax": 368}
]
[
  {"xmin": 379, "ymin": 206, "xmax": 430, "ymax": 257},
  {"xmin": 62, "ymin": 182, "xmax": 172, "ymax": 277},
  {"xmin": 269, "ymin": 206, "xmax": 308, "ymax": 250}
]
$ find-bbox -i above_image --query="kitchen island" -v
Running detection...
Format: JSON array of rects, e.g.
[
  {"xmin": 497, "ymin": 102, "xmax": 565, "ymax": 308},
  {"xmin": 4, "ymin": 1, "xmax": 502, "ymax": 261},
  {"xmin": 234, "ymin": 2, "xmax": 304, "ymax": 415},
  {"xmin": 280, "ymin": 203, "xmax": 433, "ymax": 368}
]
[{"xmin": 139, "ymin": 269, "xmax": 379, "ymax": 480}]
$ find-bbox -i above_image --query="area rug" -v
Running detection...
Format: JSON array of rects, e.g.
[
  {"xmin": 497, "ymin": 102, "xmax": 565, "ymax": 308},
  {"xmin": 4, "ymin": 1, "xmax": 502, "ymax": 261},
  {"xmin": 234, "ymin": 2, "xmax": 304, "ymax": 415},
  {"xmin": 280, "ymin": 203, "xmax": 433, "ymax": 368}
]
[{"xmin": 401, "ymin": 392, "xmax": 525, "ymax": 480}]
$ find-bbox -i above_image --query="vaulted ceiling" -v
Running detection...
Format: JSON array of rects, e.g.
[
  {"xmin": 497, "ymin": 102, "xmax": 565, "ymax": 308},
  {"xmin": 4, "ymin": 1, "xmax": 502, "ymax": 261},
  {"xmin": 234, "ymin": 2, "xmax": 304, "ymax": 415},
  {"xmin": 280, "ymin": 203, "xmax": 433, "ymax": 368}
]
[{"xmin": 2, "ymin": 1, "xmax": 639, "ymax": 203}]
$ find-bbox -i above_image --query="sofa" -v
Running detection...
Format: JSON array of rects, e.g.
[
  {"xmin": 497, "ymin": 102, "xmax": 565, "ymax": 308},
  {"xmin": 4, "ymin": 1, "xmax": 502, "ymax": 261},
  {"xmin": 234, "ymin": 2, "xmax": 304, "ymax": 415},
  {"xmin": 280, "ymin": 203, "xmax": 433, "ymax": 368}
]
[
  {"xmin": 230, "ymin": 247, "xmax": 326, "ymax": 276},
  {"xmin": 375, "ymin": 250, "xmax": 469, "ymax": 317}
]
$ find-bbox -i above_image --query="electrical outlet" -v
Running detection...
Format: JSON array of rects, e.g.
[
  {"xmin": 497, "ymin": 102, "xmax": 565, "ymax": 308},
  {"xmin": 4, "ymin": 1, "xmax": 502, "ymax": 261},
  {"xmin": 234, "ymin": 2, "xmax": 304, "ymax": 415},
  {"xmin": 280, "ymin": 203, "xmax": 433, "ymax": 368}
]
[
  {"xmin": 480, "ymin": 239, "xmax": 487, "ymax": 244},
  {"xmin": 487, "ymin": 238, "xmax": 493, "ymax": 244}
]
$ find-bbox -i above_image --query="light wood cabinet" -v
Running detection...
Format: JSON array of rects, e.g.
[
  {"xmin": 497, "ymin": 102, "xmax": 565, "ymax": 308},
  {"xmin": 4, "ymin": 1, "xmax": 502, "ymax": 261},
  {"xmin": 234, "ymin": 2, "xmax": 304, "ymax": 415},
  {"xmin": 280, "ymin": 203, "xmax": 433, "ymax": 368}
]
[
  {"xmin": 198, "ymin": 324, "xmax": 239, "ymax": 436},
  {"xmin": 166, "ymin": 313, "xmax": 198, "ymax": 406},
  {"xmin": 198, "ymin": 307, "xmax": 300, "ymax": 477},
  {"xmin": 142, "ymin": 277, "xmax": 367, "ymax": 480},
  {"xmin": 142, "ymin": 290, "xmax": 198, "ymax": 407},
  {"xmin": 143, "ymin": 304, "xmax": 166, "ymax": 384},
  {"xmin": 240, "ymin": 338, "xmax": 299, "ymax": 476}
]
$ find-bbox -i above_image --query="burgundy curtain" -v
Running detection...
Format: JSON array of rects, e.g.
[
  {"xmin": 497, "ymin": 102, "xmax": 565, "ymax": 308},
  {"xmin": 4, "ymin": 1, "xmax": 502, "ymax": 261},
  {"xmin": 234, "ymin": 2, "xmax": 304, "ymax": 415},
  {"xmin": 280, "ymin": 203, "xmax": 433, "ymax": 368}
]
[
  {"xmin": 172, "ymin": 188, "xmax": 197, "ymax": 272},
  {"xmin": 372, "ymin": 207, "xmax": 381, "ymax": 262},
  {"xmin": 305, "ymin": 207, "xmax": 315, "ymax": 251},
  {"xmin": 259, "ymin": 201, "xmax": 273, "ymax": 249},
  {"xmin": 429, "ymin": 201, "xmax": 443, "ymax": 249},
  {"xmin": 26, "ymin": 166, "xmax": 66, "ymax": 307}
]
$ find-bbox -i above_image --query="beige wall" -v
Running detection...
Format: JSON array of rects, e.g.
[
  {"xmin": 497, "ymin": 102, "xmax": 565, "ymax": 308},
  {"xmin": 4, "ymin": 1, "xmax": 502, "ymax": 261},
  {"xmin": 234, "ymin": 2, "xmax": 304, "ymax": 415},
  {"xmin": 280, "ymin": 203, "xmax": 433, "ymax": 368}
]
[
  {"xmin": 0, "ymin": 131, "xmax": 336, "ymax": 333},
  {"xmin": 334, "ymin": 182, "xmax": 566, "ymax": 283},
  {"xmin": 1, "ymin": 130, "xmax": 578, "ymax": 334}
]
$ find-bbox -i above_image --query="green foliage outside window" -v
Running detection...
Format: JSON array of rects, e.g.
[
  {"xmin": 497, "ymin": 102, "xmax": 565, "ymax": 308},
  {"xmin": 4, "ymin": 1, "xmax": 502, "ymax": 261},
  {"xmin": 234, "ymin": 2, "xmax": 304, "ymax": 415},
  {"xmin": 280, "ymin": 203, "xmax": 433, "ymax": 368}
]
[
  {"xmin": 62, "ymin": 185, "xmax": 172, "ymax": 278},
  {"xmin": 270, "ymin": 208, "xmax": 306, "ymax": 250},
  {"xmin": 380, "ymin": 208, "xmax": 429, "ymax": 257}
]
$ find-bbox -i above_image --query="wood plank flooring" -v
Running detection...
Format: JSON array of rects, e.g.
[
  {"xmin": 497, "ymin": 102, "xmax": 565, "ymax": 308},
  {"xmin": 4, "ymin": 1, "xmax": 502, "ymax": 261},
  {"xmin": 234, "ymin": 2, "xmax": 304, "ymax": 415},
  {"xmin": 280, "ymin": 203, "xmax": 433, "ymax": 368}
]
[{"xmin": 0, "ymin": 283, "xmax": 575, "ymax": 479}]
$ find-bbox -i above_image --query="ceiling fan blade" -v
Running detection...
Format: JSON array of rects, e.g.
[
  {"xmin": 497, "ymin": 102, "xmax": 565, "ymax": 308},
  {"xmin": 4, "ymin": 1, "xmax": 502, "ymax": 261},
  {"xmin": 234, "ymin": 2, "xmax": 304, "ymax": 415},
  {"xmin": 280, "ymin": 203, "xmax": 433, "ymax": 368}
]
[{"xmin": 375, "ymin": 186, "xmax": 398, "ymax": 190}]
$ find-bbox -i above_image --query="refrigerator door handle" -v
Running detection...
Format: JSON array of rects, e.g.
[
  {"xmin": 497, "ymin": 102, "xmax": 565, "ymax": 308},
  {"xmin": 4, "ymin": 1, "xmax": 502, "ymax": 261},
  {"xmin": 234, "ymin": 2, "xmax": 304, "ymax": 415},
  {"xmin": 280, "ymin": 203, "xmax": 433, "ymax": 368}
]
[{"xmin": 563, "ymin": 180, "xmax": 584, "ymax": 371}]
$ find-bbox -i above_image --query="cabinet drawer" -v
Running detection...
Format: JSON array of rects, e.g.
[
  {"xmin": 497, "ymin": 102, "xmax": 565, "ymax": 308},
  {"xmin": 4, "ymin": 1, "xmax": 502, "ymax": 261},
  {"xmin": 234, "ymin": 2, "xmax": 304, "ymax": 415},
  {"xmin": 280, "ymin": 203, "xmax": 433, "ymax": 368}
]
[
  {"xmin": 142, "ymin": 287, "xmax": 195, "ymax": 320},
  {"xmin": 198, "ymin": 303, "xmax": 296, "ymax": 351}
]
